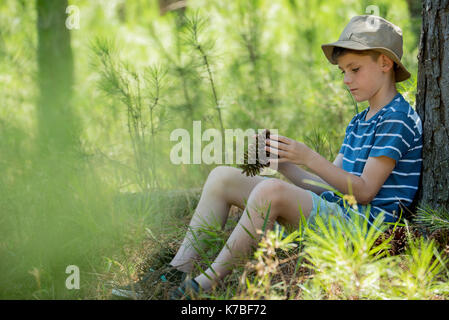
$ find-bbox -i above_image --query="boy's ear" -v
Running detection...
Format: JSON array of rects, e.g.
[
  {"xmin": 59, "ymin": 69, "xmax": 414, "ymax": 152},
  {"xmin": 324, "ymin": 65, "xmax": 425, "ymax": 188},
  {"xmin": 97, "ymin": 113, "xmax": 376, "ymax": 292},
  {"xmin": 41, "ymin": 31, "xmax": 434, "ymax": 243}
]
[{"xmin": 379, "ymin": 54, "xmax": 394, "ymax": 72}]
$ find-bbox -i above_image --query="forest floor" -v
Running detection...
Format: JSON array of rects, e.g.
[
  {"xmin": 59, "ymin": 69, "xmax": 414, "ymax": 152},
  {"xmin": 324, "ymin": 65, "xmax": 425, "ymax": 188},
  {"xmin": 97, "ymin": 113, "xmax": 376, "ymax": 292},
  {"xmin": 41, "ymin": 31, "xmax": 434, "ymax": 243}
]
[{"xmin": 93, "ymin": 189, "xmax": 449, "ymax": 300}]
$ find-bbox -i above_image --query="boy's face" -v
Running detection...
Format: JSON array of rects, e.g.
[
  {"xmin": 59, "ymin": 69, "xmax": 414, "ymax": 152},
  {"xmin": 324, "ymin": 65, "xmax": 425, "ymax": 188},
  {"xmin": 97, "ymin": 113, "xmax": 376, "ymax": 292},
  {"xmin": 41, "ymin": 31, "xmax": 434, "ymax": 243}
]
[{"xmin": 337, "ymin": 52, "xmax": 391, "ymax": 103}]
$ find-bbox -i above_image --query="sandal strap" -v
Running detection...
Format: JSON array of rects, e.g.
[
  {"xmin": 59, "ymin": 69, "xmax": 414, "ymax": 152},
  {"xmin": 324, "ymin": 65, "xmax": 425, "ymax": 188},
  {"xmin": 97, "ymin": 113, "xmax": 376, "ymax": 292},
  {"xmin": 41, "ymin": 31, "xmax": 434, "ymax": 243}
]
[
  {"xmin": 170, "ymin": 279, "xmax": 200, "ymax": 300},
  {"xmin": 142, "ymin": 265, "xmax": 187, "ymax": 285}
]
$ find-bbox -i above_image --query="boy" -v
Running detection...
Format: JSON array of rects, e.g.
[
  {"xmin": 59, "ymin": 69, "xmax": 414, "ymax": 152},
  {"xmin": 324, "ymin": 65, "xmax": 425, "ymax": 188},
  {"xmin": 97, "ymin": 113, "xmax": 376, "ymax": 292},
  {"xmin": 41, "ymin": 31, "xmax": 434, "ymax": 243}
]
[{"xmin": 112, "ymin": 15, "xmax": 422, "ymax": 299}]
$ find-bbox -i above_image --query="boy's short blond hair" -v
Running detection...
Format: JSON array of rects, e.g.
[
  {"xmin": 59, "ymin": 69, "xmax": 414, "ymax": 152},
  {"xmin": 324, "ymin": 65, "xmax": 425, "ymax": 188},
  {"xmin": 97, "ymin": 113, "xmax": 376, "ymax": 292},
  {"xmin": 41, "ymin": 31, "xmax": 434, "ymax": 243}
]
[
  {"xmin": 331, "ymin": 47, "xmax": 381, "ymax": 63},
  {"xmin": 331, "ymin": 47, "xmax": 399, "ymax": 78}
]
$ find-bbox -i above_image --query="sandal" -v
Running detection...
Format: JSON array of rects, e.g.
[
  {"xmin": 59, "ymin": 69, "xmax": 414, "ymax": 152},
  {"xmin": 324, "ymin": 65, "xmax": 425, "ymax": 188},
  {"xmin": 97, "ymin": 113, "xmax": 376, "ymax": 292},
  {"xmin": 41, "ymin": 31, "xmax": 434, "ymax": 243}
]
[
  {"xmin": 111, "ymin": 264, "xmax": 188, "ymax": 299},
  {"xmin": 169, "ymin": 278, "xmax": 201, "ymax": 300}
]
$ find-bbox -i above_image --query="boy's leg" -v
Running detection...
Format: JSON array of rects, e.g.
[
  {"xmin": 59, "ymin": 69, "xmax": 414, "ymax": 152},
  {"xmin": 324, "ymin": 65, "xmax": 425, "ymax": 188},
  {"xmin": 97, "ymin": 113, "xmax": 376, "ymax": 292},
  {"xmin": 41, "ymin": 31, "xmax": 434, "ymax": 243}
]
[
  {"xmin": 169, "ymin": 166, "xmax": 266, "ymax": 273},
  {"xmin": 193, "ymin": 178, "xmax": 313, "ymax": 291}
]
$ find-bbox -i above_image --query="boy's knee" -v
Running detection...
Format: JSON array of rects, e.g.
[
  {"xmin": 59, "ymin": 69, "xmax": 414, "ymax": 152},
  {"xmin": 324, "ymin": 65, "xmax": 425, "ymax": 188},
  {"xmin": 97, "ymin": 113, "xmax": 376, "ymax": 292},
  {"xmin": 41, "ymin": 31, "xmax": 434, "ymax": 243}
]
[
  {"xmin": 206, "ymin": 166, "xmax": 239, "ymax": 195},
  {"xmin": 248, "ymin": 179, "xmax": 287, "ymax": 211}
]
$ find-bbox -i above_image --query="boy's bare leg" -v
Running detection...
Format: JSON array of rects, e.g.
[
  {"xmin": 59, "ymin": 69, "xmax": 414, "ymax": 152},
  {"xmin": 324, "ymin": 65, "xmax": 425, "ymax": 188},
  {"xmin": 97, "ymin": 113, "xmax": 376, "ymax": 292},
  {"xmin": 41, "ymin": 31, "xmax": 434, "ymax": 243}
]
[
  {"xmin": 194, "ymin": 179, "xmax": 314, "ymax": 291},
  {"xmin": 169, "ymin": 166, "xmax": 266, "ymax": 273}
]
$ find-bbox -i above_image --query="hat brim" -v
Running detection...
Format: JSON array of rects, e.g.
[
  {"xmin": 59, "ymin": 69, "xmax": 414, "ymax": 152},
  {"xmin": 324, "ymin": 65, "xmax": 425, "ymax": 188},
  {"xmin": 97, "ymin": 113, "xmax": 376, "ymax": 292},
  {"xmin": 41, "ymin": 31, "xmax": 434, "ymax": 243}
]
[{"xmin": 321, "ymin": 40, "xmax": 411, "ymax": 82}]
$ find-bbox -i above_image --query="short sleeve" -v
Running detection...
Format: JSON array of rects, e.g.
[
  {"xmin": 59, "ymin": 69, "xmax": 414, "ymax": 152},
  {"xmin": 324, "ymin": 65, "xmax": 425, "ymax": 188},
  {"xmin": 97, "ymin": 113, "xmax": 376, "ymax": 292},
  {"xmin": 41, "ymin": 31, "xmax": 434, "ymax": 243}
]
[
  {"xmin": 369, "ymin": 113, "xmax": 416, "ymax": 162},
  {"xmin": 338, "ymin": 135, "xmax": 348, "ymax": 154},
  {"xmin": 339, "ymin": 115, "xmax": 357, "ymax": 155}
]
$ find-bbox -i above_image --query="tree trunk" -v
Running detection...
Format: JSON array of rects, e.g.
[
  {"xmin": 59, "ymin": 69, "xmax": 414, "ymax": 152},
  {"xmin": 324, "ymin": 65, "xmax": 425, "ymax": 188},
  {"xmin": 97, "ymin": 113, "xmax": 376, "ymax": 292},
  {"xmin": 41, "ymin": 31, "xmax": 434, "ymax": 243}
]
[
  {"xmin": 36, "ymin": 0, "xmax": 77, "ymax": 152},
  {"xmin": 415, "ymin": 0, "xmax": 449, "ymax": 211}
]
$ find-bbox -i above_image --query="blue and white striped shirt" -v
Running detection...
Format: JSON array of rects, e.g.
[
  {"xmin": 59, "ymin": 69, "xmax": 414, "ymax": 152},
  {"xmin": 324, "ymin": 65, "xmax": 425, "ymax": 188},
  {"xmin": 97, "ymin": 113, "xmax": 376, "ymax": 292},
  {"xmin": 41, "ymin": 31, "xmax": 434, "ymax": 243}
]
[{"xmin": 321, "ymin": 93, "xmax": 423, "ymax": 222}]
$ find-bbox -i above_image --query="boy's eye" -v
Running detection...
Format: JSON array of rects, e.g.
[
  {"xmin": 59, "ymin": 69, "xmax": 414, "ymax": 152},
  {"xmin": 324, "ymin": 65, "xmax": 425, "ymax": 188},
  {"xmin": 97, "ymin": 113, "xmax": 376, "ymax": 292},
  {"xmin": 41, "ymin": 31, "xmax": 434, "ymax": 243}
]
[{"xmin": 340, "ymin": 67, "xmax": 360, "ymax": 75}]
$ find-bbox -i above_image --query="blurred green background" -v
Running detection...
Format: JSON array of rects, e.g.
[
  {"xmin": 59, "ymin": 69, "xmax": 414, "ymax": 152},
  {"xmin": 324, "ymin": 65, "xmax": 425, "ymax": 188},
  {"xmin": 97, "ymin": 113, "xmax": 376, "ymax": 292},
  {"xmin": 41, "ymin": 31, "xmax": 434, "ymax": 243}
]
[{"xmin": 0, "ymin": 0, "xmax": 420, "ymax": 299}]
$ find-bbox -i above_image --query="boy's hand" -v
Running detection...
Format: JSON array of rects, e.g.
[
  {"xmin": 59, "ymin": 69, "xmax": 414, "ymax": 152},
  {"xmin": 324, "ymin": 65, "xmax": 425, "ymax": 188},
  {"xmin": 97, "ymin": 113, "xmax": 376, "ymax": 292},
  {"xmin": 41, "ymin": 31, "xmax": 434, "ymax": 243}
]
[{"xmin": 265, "ymin": 134, "xmax": 314, "ymax": 167}]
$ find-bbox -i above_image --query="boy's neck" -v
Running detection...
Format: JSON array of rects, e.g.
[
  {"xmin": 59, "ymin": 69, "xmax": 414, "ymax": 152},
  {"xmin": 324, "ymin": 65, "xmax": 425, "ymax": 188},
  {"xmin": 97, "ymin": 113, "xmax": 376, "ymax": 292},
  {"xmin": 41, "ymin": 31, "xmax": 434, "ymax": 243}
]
[{"xmin": 368, "ymin": 85, "xmax": 398, "ymax": 114}]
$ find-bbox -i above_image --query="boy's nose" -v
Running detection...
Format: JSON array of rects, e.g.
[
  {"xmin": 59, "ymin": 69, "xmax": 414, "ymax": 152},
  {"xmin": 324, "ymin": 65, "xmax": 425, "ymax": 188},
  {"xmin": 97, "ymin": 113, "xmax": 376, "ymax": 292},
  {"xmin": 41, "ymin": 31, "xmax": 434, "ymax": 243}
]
[{"xmin": 344, "ymin": 74, "xmax": 352, "ymax": 85}]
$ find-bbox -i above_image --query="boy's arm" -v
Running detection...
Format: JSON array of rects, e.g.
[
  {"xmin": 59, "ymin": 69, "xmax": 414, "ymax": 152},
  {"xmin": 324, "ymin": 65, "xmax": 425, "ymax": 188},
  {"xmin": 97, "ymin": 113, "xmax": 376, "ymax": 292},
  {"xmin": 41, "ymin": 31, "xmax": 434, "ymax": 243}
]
[
  {"xmin": 305, "ymin": 151, "xmax": 396, "ymax": 205},
  {"xmin": 267, "ymin": 134, "xmax": 396, "ymax": 205},
  {"xmin": 278, "ymin": 153, "xmax": 344, "ymax": 195}
]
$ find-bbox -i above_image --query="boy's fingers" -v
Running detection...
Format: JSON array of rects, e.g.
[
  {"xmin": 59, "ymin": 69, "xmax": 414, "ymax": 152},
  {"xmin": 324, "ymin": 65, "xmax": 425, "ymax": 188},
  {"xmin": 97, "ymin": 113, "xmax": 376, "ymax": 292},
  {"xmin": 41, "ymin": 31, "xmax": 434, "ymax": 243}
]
[
  {"xmin": 269, "ymin": 158, "xmax": 287, "ymax": 165},
  {"xmin": 270, "ymin": 134, "xmax": 290, "ymax": 145},
  {"xmin": 265, "ymin": 139, "xmax": 280, "ymax": 148},
  {"xmin": 266, "ymin": 146, "xmax": 286, "ymax": 157},
  {"xmin": 266, "ymin": 138, "xmax": 289, "ymax": 151}
]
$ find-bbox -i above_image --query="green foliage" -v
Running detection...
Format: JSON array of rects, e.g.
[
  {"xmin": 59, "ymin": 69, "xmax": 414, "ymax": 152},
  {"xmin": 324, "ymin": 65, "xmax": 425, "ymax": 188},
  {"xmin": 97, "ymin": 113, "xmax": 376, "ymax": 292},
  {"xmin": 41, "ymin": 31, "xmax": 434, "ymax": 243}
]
[
  {"xmin": 182, "ymin": 10, "xmax": 225, "ymax": 139},
  {"xmin": 92, "ymin": 37, "xmax": 168, "ymax": 191},
  {"xmin": 390, "ymin": 236, "xmax": 449, "ymax": 299},
  {"xmin": 237, "ymin": 211, "xmax": 449, "ymax": 300},
  {"xmin": 300, "ymin": 212, "xmax": 394, "ymax": 299},
  {"xmin": 414, "ymin": 204, "xmax": 449, "ymax": 233},
  {"xmin": 1, "ymin": 0, "xmax": 438, "ymax": 300}
]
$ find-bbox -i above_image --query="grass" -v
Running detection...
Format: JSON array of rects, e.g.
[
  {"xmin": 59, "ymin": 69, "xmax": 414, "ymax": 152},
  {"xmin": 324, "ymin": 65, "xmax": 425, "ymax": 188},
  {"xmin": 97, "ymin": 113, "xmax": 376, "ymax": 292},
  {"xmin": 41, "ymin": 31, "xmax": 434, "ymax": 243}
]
[
  {"xmin": 96, "ymin": 195, "xmax": 449, "ymax": 300},
  {"xmin": 1, "ymin": 137, "xmax": 448, "ymax": 300},
  {"xmin": 1, "ymin": 0, "xmax": 443, "ymax": 300}
]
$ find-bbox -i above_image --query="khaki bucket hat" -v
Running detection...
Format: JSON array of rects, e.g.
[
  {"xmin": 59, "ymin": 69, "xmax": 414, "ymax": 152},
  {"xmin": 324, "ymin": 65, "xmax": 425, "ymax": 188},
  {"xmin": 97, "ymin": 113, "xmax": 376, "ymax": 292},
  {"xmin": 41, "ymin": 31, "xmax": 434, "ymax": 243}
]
[{"xmin": 321, "ymin": 15, "xmax": 411, "ymax": 82}]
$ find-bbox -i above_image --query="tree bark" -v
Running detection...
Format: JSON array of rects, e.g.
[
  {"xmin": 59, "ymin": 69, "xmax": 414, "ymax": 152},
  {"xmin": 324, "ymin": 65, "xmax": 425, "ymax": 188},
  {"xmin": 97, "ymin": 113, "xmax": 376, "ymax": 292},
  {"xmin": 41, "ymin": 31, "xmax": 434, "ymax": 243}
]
[{"xmin": 415, "ymin": 0, "xmax": 449, "ymax": 211}]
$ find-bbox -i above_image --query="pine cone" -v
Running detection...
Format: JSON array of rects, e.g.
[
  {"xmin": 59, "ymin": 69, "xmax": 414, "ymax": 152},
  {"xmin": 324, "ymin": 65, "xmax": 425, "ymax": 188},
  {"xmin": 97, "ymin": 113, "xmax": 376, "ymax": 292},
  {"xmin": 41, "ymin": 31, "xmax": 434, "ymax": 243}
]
[
  {"xmin": 389, "ymin": 226, "xmax": 408, "ymax": 256},
  {"xmin": 374, "ymin": 226, "xmax": 406, "ymax": 256},
  {"xmin": 374, "ymin": 226, "xmax": 422, "ymax": 256},
  {"xmin": 238, "ymin": 129, "xmax": 278, "ymax": 177},
  {"xmin": 429, "ymin": 229, "xmax": 449, "ymax": 249}
]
